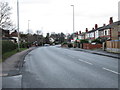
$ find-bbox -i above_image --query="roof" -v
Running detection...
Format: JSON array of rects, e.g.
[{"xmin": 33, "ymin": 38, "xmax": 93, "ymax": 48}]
[
  {"xmin": 110, "ymin": 20, "xmax": 120, "ymax": 26},
  {"xmin": 88, "ymin": 21, "xmax": 120, "ymax": 32},
  {"xmin": 99, "ymin": 21, "xmax": 120, "ymax": 31},
  {"xmin": 87, "ymin": 26, "xmax": 104, "ymax": 33},
  {"xmin": 98, "ymin": 25, "xmax": 111, "ymax": 31},
  {"xmin": 79, "ymin": 32, "xmax": 86, "ymax": 36},
  {"xmin": 2, "ymin": 37, "xmax": 16, "ymax": 40}
]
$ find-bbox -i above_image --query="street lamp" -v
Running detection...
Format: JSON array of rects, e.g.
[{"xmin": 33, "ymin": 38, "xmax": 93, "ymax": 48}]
[
  {"xmin": 27, "ymin": 20, "xmax": 30, "ymax": 43},
  {"xmin": 17, "ymin": 0, "xmax": 20, "ymax": 51},
  {"xmin": 28, "ymin": 20, "xmax": 30, "ymax": 34},
  {"xmin": 71, "ymin": 5, "xmax": 75, "ymax": 36}
]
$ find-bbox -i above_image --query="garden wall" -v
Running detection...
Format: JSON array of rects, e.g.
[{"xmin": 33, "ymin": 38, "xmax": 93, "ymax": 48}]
[{"xmin": 83, "ymin": 43, "xmax": 102, "ymax": 49}]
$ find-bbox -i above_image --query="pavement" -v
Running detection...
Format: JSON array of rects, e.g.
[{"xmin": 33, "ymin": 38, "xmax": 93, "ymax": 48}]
[
  {"xmin": 64, "ymin": 47, "xmax": 119, "ymax": 59},
  {"xmin": 0, "ymin": 47, "xmax": 36, "ymax": 77},
  {"xmin": 3, "ymin": 46, "xmax": 119, "ymax": 88}
]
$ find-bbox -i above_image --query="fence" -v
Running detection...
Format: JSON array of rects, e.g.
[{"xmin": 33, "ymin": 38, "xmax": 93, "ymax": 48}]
[{"xmin": 106, "ymin": 40, "xmax": 120, "ymax": 53}]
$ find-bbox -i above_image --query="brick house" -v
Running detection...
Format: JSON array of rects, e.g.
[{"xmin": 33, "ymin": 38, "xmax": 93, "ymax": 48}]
[
  {"xmin": 105, "ymin": 20, "xmax": 120, "ymax": 53},
  {"xmin": 105, "ymin": 21, "xmax": 120, "ymax": 53},
  {"xmin": 84, "ymin": 28, "xmax": 89, "ymax": 39},
  {"xmin": 0, "ymin": 28, "xmax": 17, "ymax": 43},
  {"xmin": 97, "ymin": 17, "xmax": 114, "ymax": 41},
  {"xmin": 110, "ymin": 20, "xmax": 120, "ymax": 40},
  {"xmin": 97, "ymin": 17, "xmax": 120, "ymax": 41},
  {"xmin": 0, "ymin": 28, "xmax": 10, "ymax": 37},
  {"xmin": 78, "ymin": 31, "xmax": 85, "ymax": 40},
  {"xmin": 10, "ymin": 30, "xmax": 18, "ymax": 37},
  {"xmin": 69, "ymin": 17, "xmax": 120, "ymax": 51}
]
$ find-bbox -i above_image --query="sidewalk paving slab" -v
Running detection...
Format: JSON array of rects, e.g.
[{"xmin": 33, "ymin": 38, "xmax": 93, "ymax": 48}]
[
  {"xmin": 0, "ymin": 47, "xmax": 36, "ymax": 77},
  {"xmin": 68, "ymin": 48, "xmax": 119, "ymax": 59}
]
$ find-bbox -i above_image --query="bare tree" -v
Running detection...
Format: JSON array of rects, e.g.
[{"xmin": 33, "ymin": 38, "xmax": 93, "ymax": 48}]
[{"xmin": 0, "ymin": 2, "xmax": 15, "ymax": 30}]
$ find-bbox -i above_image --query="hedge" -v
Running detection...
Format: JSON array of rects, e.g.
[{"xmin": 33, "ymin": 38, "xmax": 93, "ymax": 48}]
[
  {"xmin": 80, "ymin": 39, "xmax": 89, "ymax": 43},
  {"xmin": 20, "ymin": 42, "xmax": 32, "ymax": 48},
  {"xmin": 2, "ymin": 40, "xmax": 17, "ymax": 54}
]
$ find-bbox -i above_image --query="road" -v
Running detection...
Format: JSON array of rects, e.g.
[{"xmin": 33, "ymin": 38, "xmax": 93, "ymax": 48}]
[{"xmin": 3, "ymin": 46, "xmax": 119, "ymax": 88}]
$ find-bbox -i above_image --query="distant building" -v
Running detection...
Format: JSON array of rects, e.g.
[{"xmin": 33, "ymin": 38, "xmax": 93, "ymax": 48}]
[{"xmin": 1, "ymin": 28, "xmax": 10, "ymax": 37}]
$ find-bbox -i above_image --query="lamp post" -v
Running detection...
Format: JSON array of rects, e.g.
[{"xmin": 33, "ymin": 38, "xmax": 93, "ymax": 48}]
[
  {"xmin": 71, "ymin": 5, "xmax": 75, "ymax": 38},
  {"xmin": 27, "ymin": 20, "xmax": 30, "ymax": 43},
  {"xmin": 17, "ymin": 0, "xmax": 20, "ymax": 51},
  {"xmin": 28, "ymin": 20, "xmax": 30, "ymax": 34}
]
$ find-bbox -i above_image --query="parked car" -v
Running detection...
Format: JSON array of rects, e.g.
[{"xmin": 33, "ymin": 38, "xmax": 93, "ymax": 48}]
[{"xmin": 44, "ymin": 44, "xmax": 50, "ymax": 46}]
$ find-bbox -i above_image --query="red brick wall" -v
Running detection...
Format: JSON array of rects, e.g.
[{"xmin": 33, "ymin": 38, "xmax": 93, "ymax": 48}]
[{"xmin": 83, "ymin": 43, "xmax": 102, "ymax": 49}]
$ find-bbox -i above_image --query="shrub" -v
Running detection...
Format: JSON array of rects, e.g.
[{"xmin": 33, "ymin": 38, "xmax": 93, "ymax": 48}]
[
  {"xmin": 91, "ymin": 38, "xmax": 102, "ymax": 44},
  {"xmin": 92, "ymin": 37, "xmax": 103, "ymax": 44},
  {"xmin": 68, "ymin": 43, "xmax": 73, "ymax": 48},
  {"xmin": 80, "ymin": 39, "xmax": 89, "ymax": 43},
  {"xmin": 2, "ymin": 40, "xmax": 17, "ymax": 54},
  {"xmin": 20, "ymin": 42, "xmax": 29, "ymax": 48},
  {"xmin": 61, "ymin": 42, "xmax": 67, "ymax": 45}
]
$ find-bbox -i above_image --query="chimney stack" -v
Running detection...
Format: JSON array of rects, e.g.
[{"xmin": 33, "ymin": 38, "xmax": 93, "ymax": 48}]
[
  {"xmin": 76, "ymin": 32, "xmax": 78, "ymax": 35},
  {"xmin": 86, "ymin": 28, "xmax": 88, "ymax": 32},
  {"xmin": 103, "ymin": 24, "xmax": 106, "ymax": 26},
  {"xmin": 95, "ymin": 24, "xmax": 98, "ymax": 29},
  {"xmin": 109, "ymin": 17, "xmax": 113, "ymax": 24},
  {"xmin": 79, "ymin": 31, "xmax": 81, "ymax": 34}
]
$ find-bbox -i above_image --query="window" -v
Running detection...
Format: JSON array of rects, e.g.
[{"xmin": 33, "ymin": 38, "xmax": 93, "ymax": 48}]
[{"xmin": 105, "ymin": 30, "xmax": 107, "ymax": 35}]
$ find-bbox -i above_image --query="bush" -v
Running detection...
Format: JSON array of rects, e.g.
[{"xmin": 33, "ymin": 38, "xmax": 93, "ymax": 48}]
[
  {"xmin": 80, "ymin": 39, "xmax": 89, "ymax": 43},
  {"xmin": 92, "ymin": 38, "xmax": 105, "ymax": 44},
  {"xmin": 20, "ymin": 42, "xmax": 30, "ymax": 48},
  {"xmin": 91, "ymin": 38, "xmax": 102, "ymax": 44},
  {"xmin": 68, "ymin": 43, "xmax": 73, "ymax": 48},
  {"xmin": 61, "ymin": 42, "xmax": 67, "ymax": 45},
  {"xmin": 2, "ymin": 40, "xmax": 17, "ymax": 54}
]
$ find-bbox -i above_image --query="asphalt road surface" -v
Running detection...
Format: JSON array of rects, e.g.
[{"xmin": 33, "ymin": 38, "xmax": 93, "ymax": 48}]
[{"xmin": 3, "ymin": 46, "xmax": 119, "ymax": 88}]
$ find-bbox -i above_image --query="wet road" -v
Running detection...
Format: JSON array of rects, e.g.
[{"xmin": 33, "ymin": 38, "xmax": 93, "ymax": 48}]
[{"xmin": 3, "ymin": 46, "xmax": 119, "ymax": 88}]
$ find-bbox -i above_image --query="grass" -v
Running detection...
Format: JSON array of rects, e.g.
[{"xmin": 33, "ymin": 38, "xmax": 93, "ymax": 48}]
[
  {"xmin": 19, "ymin": 48, "xmax": 28, "ymax": 52},
  {"xmin": 2, "ymin": 48, "xmax": 28, "ymax": 62},
  {"xmin": 0, "ymin": 59, "xmax": 2, "ymax": 63}
]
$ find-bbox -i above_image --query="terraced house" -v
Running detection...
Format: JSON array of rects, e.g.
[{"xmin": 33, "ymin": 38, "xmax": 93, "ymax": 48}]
[{"xmin": 75, "ymin": 17, "xmax": 120, "ymax": 53}]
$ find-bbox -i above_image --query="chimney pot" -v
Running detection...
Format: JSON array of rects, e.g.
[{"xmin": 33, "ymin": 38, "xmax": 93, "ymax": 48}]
[
  {"xmin": 79, "ymin": 31, "xmax": 81, "ymax": 34},
  {"xmin": 76, "ymin": 32, "xmax": 78, "ymax": 35},
  {"xmin": 109, "ymin": 17, "xmax": 113, "ymax": 24},
  {"xmin": 86, "ymin": 28, "xmax": 88, "ymax": 32},
  {"xmin": 95, "ymin": 24, "xmax": 98, "ymax": 29},
  {"xmin": 103, "ymin": 24, "xmax": 106, "ymax": 26}
]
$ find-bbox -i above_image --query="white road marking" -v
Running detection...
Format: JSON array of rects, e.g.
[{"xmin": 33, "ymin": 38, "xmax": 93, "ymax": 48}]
[
  {"xmin": 102, "ymin": 67, "xmax": 119, "ymax": 75},
  {"xmin": 78, "ymin": 59, "xmax": 93, "ymax": 65}
]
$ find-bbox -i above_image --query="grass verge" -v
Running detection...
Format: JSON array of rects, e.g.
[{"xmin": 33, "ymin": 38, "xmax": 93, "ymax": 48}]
[
  {"xmin": 0, "ymin": 59, "xmax": 2, "ymax": 63},
  {"xmin": 2, "ymin": 48, "xmax": 28, "ymax": 62}
]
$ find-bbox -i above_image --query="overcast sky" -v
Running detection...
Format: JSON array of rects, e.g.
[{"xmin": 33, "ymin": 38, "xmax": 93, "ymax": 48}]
[{"xmin": 2, "ymin": 0, "xmax": 120, "ymax": 35}]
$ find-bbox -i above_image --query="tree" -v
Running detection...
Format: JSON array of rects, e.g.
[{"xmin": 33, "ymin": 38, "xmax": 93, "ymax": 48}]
[
  {"xmin": 45, "ymin": 33, "xmax": 50, "ymax": 44},
  {"xmin": 59, "ymin": 32, "xmax": 65, "ymax": 43},
  {"xmin": 0, "ymin": 2, "xmax": 15, "ymax": 30}
]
